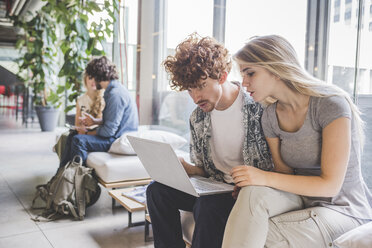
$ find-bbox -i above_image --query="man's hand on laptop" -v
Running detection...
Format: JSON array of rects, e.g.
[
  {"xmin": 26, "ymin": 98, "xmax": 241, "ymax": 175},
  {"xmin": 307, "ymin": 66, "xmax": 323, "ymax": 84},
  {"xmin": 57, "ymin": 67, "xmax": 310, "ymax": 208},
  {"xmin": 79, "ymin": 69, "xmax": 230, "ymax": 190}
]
[{"xmin": 178, "ymin": 157, "xmax": 206, "ymax": 177}]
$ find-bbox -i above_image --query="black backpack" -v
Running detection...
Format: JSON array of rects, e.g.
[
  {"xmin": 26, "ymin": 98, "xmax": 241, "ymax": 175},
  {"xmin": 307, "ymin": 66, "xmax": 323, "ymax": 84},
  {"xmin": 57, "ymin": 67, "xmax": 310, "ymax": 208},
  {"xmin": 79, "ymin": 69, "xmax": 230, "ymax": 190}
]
[{"xmin": 32, "ymin": 155, "xmax": 101, "ymax": 221}]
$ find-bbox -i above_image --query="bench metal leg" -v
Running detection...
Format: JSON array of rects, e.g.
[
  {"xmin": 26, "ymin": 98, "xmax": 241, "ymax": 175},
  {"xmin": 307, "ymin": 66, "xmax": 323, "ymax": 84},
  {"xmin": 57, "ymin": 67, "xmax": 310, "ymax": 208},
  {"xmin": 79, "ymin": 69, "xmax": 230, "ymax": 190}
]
[
  {"xmin": 112, "ymin": 197, "xmax": 116, "ymax": 208},
  {"xmin": 145, "ymin": 219, "xmax": 153, "ymax": 242},
  {"xmin": 128, "ymin": 211, "xmax": 145, "ymax": 227},
  {"xmin": 111, "ymin": 187, "xmax": 116, "ymax": 209}
]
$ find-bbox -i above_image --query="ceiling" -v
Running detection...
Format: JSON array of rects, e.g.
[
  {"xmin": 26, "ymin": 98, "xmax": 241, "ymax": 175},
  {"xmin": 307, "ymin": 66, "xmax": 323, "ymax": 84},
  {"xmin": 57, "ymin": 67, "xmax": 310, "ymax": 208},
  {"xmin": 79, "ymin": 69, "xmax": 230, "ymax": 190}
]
[{"xmin": 0, "ymin": 0, "xmax": 46, "ymax": 46}]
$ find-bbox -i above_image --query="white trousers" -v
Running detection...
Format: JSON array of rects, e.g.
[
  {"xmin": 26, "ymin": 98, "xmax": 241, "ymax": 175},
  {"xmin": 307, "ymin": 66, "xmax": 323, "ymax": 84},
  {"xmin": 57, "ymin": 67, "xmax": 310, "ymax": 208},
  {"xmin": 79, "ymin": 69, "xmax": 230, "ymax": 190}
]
[{"xmin": 222, "ymin": 186, "xmax": 363, "ymax": 248}]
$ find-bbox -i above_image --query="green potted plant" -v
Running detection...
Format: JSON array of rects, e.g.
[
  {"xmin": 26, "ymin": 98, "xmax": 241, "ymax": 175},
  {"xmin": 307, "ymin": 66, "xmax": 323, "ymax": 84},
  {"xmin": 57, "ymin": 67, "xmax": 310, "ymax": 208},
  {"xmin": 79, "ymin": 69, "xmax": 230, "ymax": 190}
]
[
  {"xmin": 48, "ymin": 0, "xmax": 117, "ymax": 112},
  {"xmin": 14, "ymin": 7, "xmax": 63, "ymax": 132},
  {"xmin": 14, "ymin": 0, "xmax": 117, "ymax": 131}
]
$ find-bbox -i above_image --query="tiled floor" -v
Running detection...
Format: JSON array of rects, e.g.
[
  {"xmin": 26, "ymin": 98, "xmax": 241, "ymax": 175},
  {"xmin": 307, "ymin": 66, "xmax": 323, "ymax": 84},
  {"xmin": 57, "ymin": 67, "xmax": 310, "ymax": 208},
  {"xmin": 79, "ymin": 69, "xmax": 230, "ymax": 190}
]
[{"xmin": 0, "ymin": 116, "xmax": 154, "ymax": 248}]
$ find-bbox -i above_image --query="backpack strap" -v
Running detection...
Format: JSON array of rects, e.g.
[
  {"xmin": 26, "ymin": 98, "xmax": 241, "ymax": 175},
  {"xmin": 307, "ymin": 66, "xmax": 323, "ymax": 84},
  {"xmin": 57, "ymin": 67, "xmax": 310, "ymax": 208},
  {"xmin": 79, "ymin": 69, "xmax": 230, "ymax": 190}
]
[
  {"xmin": 72, "ymin": 155, "xmax": 82, "ymax": 165},
  {"xmin": 31, "ymin": 167, "xmax": 62, "ymax": 209},
  {"xmin": 31, "ymin": 209, "xmax": 61, "ymax": 222},
  {"xmin": 46, "ymin": 167, "xmax": 67, "ymax": 209},
  {"xmin": 75, "ymin": 166, "xmax": 86, "ymax": 220},
  {"xmin": 31, "ymin": 184, "xmax": 45, "ymax": 209},
  {"xmin": 59, "ymin": 200, "xmax": 79, "ymax": 219}
]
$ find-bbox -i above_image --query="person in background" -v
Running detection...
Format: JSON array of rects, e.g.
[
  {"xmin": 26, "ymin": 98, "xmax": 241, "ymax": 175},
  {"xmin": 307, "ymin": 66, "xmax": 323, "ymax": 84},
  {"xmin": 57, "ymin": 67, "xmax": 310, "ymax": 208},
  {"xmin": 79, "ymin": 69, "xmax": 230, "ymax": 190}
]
[
  {"xmin": 222, "ymin": 35, "xmax": 372, "ymax": 248},
  {"xmin": 54, "ymin": 75, "xmax": 105, "ymax": 161},
  {"xmin": 146, "ymin": 33, "xmax": 273, "ymax": 248},
  {"xmin": 75, "ymin": 75, "xmax": 105, "ymax": 129},
  {"xmin": 59, "ymin": 56, "xmax": 138, "ymax": 167}
]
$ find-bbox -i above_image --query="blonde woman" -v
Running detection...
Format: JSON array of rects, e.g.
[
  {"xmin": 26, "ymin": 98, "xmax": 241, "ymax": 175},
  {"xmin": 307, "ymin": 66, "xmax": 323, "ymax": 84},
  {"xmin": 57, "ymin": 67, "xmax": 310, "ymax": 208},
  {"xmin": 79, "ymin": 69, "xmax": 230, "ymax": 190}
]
[
  {"xmin": 75, "ymin": 74, "xmax": 105, "ymax": 131},
  {"xmin": 222, "ymin": 35, "xmax": 372, "ymax": 247},
  {"xmin": 55, "ymin": 75, "xmax": 105, "ymax": 163}
]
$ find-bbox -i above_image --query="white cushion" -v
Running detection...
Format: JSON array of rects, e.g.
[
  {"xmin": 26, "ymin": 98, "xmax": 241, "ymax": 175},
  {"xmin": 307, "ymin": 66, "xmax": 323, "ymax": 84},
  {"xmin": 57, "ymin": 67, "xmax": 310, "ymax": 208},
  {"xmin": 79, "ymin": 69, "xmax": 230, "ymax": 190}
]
[
  {"xmin": 87, "ymin": 152, "xmax": 150, "ymax": 183},
  {"xmin": 86, "ymin": 150, "xmax": 190, "ymax": 183},
  {"xmin": 334, "ymin": 221, "xmax": 372, "ymax": 248},
  {"xmin": 109, "ymin": 129, "xmax": 188, "ymax": 155}
]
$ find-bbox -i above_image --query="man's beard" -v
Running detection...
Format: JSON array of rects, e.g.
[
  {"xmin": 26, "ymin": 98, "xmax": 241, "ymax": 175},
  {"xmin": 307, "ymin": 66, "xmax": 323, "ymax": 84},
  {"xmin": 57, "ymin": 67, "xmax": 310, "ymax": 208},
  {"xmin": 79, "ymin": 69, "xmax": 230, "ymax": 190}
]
[
  {"xmin": 95, "ymin": 82, "xmax": 102, "ymax": 90},
  {"xmin": 196, "ymin": 100, "xmax": 213, "ymax": 112}
]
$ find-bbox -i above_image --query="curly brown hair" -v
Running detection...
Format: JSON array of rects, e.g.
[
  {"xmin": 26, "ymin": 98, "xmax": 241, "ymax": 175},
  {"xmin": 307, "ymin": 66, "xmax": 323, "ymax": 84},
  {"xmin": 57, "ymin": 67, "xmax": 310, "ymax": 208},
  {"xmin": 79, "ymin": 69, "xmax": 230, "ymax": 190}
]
[
  {"xmin": 85, "ymin": 56, "xmax": 119, "ymax": 83},
  {"xmin": 163, "ymin": 33, "xmax": 232, "ymax": 91}
]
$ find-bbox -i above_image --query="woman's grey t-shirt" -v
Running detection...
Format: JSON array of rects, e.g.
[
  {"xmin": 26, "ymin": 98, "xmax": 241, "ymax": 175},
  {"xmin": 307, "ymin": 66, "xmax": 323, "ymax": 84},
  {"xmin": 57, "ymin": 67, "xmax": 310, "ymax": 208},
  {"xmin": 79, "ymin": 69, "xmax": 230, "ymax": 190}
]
[{"xmin": 261, "ymin": 95, "xmax": 372, "ymax": 220}]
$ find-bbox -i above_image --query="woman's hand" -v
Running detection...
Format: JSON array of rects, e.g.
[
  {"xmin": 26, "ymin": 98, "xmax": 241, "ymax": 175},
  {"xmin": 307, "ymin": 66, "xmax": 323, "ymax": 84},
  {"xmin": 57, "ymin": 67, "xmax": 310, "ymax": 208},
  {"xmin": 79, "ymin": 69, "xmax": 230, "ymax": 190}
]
[
  {"xmin": 81, "ymin": 112, "xmax": 103, "ymax": 126},
  {"xmin": 80, "ymin": 113, "xmax": 95, "ymax": 127},
  {"xmin": 77, "ymin": 118, "xmax": 84, "ymax": 126},
  {"xmin": 75, "ymin": 126, "xmax": 88, "ymax": 135},
  {"xmin": 231, "ymin": 166, "xmax": 268, "ymax": 187}
]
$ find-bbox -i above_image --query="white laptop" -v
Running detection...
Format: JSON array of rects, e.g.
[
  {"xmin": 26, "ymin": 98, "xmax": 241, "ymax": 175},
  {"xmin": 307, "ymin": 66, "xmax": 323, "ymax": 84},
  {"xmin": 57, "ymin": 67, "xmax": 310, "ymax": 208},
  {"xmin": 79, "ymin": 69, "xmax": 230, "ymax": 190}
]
[{"xmin": 127, "ymin": 136, "xmax": 234, "ymax": 197}]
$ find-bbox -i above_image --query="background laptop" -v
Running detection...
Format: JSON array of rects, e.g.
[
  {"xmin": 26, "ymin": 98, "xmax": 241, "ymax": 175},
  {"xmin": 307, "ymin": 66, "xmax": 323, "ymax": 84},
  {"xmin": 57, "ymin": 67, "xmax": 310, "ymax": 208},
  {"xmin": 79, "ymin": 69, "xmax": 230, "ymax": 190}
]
[{"xmin": 127, "ymin": 136, "xmax": 234, "ymax": 197}]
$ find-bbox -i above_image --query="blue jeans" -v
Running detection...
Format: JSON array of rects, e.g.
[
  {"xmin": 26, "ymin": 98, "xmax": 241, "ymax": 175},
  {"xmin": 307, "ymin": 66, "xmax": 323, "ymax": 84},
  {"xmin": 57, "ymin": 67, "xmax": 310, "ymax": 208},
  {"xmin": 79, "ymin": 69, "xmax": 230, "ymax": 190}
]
[
  {"xmin": 146, "ymin": 181, "xmax": 235, "ymax": 248},
  {"xmin": 60, "ymin": 133, "xmax": 115, "ymax": 167}
]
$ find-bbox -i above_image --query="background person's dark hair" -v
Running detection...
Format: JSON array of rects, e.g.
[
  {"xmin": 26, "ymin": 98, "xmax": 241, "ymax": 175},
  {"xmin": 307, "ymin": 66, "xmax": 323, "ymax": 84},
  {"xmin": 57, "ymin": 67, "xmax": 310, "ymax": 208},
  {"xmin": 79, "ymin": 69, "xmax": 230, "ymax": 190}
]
[{"xmin": 84, "ymin": 56, "xmax": 119, "ymax": 82}]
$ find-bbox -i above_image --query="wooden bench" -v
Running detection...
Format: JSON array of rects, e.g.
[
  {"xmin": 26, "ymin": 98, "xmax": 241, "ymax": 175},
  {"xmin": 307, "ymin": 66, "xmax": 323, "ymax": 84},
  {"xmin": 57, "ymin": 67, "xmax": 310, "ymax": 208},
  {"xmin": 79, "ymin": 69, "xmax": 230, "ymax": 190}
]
[
  {"xmin": 109, "ymin": 188, "xmax": 153, "ymax": 242},
  {"xmin": 100, "ymin": 178, "xmax": 151, "ymax": 207}
]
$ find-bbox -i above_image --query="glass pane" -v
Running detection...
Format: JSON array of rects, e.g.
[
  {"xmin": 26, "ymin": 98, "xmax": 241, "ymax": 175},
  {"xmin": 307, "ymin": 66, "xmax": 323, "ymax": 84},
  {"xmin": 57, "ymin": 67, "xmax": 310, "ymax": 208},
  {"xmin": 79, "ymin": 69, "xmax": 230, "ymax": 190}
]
[
  {"xmin": 225, "ymin": 0, "xmax": 308, "ymax": 82},
  {"xmin": 356, "ymin": 0, "xmax": 372, "ymax": 189},
  {"xmin": 88, "ymin": 0, "xmax": 138, "ymax": 93},
  {"xmin": 151, "ymin": 0, "xmax": 213, "ymax": 137},
  {"xmin": 87, "ymin": 1, "xmax": 114, "ymax": 43},
  {"xmin": 119, "ymin": 0, "xmax": 138, "ymax": 92},
  {"xmin": 327, "ymin": 0, "xmax": 359, "ymax": 95},
  {"xmin": 167, "ymin": 0, "xmax": 213, "ymax": 49}
]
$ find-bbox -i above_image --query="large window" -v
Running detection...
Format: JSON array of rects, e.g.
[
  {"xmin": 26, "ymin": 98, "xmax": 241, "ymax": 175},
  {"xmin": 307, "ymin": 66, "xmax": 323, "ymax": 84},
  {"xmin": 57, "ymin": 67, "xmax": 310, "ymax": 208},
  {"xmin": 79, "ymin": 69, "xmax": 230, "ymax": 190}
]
[
  {"xmin": 148, "ymin": 0, "xmax": 307, "ymax": 136},
  {"xmin": 166, "ymin": 0, "xmax": 213, "ymax": 49},
  {"xmin": 155, "ymin": 0, "xmax": 214, "ymax": 137},
  {"xmin": 88, "ymin": 0, "xmax": 138, "ymax": 93},
  {"xmin": 328, "ymin": 1, "xmax": 357, "ymax": 94},
  {"xmin": 135, "ymin": 1, "xmax": 372, "ymax": 185},
  {"xmin": 138, "ymin": 0, "xmax": 213, "ymax": 136},
  {"xmin": 118, "ymin": 0, "xmax": 138, "ymax": 92},
  {"xmin": 224, "ymin": 0, "xmax": 307, "ymax": 82}
]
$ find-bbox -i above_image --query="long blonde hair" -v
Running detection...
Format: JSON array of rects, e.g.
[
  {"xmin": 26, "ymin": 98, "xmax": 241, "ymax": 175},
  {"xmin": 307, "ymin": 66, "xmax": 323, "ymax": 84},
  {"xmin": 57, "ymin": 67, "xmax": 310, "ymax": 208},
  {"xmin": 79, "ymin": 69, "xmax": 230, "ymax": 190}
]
[
  {"xmin": 90, "ymin": 89, "xmax": 105, "ymax": 118},
  {"xmin": 234, "ymin": 35, "xmax": 365, "ymax": 147}
]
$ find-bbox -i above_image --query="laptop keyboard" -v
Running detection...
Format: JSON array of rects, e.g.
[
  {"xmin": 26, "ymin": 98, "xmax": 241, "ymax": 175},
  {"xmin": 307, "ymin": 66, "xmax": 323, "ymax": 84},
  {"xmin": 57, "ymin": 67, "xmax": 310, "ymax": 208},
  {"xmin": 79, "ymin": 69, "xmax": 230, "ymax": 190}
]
[{"xmin": 190, "ymin": 177, "xmax": 229, "ymax": 192}]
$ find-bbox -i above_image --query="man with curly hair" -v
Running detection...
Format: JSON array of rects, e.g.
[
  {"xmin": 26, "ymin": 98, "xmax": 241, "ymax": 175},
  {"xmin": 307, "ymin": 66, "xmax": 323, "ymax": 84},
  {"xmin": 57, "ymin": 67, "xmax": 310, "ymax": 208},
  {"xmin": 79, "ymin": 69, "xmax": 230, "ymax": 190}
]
[
  {"xmin": 146, "ymin": 34, "xmax": 273, "ymax": 248},
  {"xmin": 59, "ymin": 56, "xmax": 138, "ymax": 167}
]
